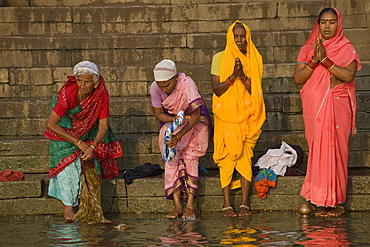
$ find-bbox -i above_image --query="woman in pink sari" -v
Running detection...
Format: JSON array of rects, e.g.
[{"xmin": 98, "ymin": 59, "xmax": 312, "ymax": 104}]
[
  {"xmin": 293, "ymin": 7, "xmax": 361, "ymax": 217},
  {"xmin": 150, "ymin": 60, "xmax": 211, "ymax": 219}
]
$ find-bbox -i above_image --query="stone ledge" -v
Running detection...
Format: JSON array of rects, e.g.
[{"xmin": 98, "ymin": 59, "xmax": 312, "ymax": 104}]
[{"xmin": 0, "ymin": 171, "xmax": 369, "ymax": 215}]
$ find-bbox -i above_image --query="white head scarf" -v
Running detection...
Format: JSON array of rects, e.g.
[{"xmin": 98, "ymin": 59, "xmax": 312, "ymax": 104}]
[
  {"xmin": 153, "ymin": 59, "xmax": 177, "ymax": 81},
  {"xmin": 73, "ymin": 61, "xmax": 100, "ymax": 77}
]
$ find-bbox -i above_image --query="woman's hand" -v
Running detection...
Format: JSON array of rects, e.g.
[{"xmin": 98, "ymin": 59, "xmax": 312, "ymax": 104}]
[
  {"xmin": 78, "ymin": 140, "xmax": 95, "ymax": 160},
  {"xmin": 231, "ymin": 57, "xmax": 246, "ymax": 80},
  {"xmin": 314, "ymin": 39, "xmax": 326, "ymax": 62},
  {"xmin": 167, "ymin": 134, "xmax": 181, "ymax": 149}
]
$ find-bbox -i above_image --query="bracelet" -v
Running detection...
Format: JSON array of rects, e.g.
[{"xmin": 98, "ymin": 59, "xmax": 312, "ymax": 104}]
[
  {"xmin": 76, "ymin": 139, "xmax": 81, "ymax": 145},
  {"xmin": 305, "ymin": 64, "xmax": 314, "ymax": 71},
  {"xmin": 311, "ymin": 56, "xmax": 319, "ymax": 64},
  {"xmin": 242, "ymin": 76, "xmax": 251, "ymax": 86},
  {"xmin": 328, "ymin": 63, "xmax": 336, "ymax": 71},
  {"xmin": 225, "ymin": 77, "xmax": 234, "ymax": 86},
  {"xmin": 175, "ymin": 133, "xmax": 181, "ymax": 142},
  {"xmin": 320, "ymin": 57, "xmax": 328, "ymax": 63},
  {"xmin": 306, "ymin": 57, "xmax": 319, "ymax": 70},
  {"xmin": 321, "ymin": 57, "xmax": 335, "ymax": 70},
  {"xmin": 89, "ymin": 145, "xmax": 96, "ymax": 151}
]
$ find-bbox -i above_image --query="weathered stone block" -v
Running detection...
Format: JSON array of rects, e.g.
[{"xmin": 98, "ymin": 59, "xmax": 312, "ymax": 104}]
[
  {"xmin": 109, "ymin": 116, "xmax": 158, "ymax": 134},
  {"xmin": 0, "ymin": 179, "xmax": 42, "ymax": 199},
  {"xmin": 110, "ymin": 97, "xmax": 152, "ymax": 116},
  {"xmin": 0, "ymin": 156, "xmax": 50, "ymax": 173},
  {"xmin": 277, "ymin": 1, "xmax": 331, "ymax": 18},
  {"xmin": 0, "ymin": 136, "xmax": 49, "ymax": 156},
  {"xmin": 283, "ymin": 94, "xmax": 302, "ymax": 113},
  {"xmin": 9, "ymin": 68, "xmax": 53, "ymax": 85},
  {"xmin": 74, "ymin": 6, "xmax": 172, "ymax": 23},
  {"xmin": 0, "ymin": 69, "xmax": 8, "ymax": 83},
  {"xmin": 106, "ymin": 82, "xmax": 148, "ymax": 97},
  {"xmin": 0, "ymin": 99, "xmax": 49, "ymax": 118},
  {"xmin": 0, "ymin": 7, "xmax": 72, "ymax": 23},
  {"xmin": 0, "ymin": 50, "xmax": 72, "ymax": 68},
  {"xmin": 264, "ymin": 94, "xmax": 284, "ymax": 112}
]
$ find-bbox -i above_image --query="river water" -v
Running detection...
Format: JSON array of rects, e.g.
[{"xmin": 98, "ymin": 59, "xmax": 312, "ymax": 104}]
[{"xmin": 1, "ymin": 211, "xmax": 369, "ymax": 246}]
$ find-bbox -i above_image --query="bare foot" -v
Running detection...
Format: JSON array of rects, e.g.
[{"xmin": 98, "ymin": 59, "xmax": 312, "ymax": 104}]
[
  {"xmin": 222, "ymin": 206, "xmax": 236, "ymax": 217},
  {"xmin": 182, "ymin": 207, "xmax": 195, "ymax": 219},
  {"xmin": 314, "ymin": 207, "xmax": 330, "ymax": 217},
  {"xmin": 64, "ymin": 206, "xmax": 75, "ymax": 221},
  {"xmin": 327, "ymin": 206, "xmax": 345, "ymax": 217},
  {"xmin": 238, "ymin": 205, "xmax": 251, "ymax": 217},
  {"xmin": 166, "ymin": 207, "xmax": 182, "ymax": 219}
]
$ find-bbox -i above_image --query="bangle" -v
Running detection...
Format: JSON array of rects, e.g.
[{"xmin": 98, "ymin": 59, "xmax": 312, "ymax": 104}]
[
  {"xmin": 175, "ymin": 133, "xmax": 181, "ymax": 142},
  {"xmin": 89, "ymin": 145, "xmax": 96, "ymax": 151},
  {"xmin": 321, "ymin": 57, "xmax": 335, "ymax": 70},
  {"xmin": 76, "ymin": 139, "xmax": 81, "ymax": 145},
  {"xmin": 305, "ymin": 64, "xmax": 314, "ymax": 71},
  {"xmin": 306, "ymin": 57, "xmax": 319, "ymax": 70},
  {"xmin": 320, "ymin": 57, "xmax": 328, "ymax": 63},
  {"xmin": 310, "ymin": 56, "xmax": 319, "ymax": 64},
  {"xmin": 242, "ymin": 76, "xmax": 251, "ymax": 86},
  {"xmin": 226, "ymin": 77, "xmax": 234, "ymax": 86}
]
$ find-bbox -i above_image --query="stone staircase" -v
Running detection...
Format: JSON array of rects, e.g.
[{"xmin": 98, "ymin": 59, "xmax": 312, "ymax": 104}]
[{"xmin": 0, "ymin": 0, "xmax": 369, "ymax": 215}]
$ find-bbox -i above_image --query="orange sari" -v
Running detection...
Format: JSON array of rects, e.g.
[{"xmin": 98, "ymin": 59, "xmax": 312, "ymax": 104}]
[{"xmin": 212, "ymin": 21, "xmax": 265, "ymax": 189}]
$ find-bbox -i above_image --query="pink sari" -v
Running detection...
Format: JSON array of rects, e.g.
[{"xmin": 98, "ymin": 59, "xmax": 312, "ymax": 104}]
[
  {"xmin": 158, "ymin": 73, "xmax": 210, "ymax": 200},
  {"xmin": 297, "ymin": 8, "xmax": 361, "ymax": 207}
]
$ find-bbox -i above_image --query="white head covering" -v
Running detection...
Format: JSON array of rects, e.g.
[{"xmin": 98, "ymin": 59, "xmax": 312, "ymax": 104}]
[
  {"xmin": 153, "ymin": 59, "xmax": 177, "ymax": 81},
  {"xmin": 73, "ymin": 61, "xmax": 100, "ymax": 77}
]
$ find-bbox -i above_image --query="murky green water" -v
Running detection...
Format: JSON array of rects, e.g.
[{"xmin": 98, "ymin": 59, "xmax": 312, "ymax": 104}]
[{"xmin": 1, "ymin": 211, "xmax": 369, "ymax": 246}]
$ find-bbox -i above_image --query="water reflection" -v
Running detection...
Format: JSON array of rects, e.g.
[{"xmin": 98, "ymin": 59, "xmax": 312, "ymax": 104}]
[
  {"xmin": 220, "ymin": 218, "xmax": 258, "ymax": 246},
  {"xmin": 1, "ymin": 212, "xmax": 369, "ymax": 246},
  {"xmin": 297, "ymin": 217, "xmax": 353, "ymax": 246},
  {"xmin": 154, "ymin": 220, "xmax": 208, "ymax": 246},
  {"xmin": 47, "ymin": 222, "xmax": 123, "ymax": 246}
]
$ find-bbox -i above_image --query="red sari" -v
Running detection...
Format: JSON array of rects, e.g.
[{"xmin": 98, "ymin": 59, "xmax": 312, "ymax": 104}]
[{"xmin": 297, "ymin": 8, "xmax": 361, "ymax": 207}]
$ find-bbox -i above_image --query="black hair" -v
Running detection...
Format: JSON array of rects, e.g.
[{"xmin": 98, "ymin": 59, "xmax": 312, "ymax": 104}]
[{"xmin": 318, "ymin": 7, "xmax": 337, "ymax": 23}]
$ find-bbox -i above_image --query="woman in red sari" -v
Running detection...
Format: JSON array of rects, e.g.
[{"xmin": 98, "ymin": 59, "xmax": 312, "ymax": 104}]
[
  {"xmin": 293, "ymin": 8, "xmax": 361, "ymax": 217},
  {"xmin": 44, "ymin": 61, "xmax": 122, "ymax": 222}
]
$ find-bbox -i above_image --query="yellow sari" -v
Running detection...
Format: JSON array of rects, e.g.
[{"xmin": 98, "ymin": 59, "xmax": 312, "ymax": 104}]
[{"xmin": 212, "ymin": 21, "xmax": 265, "ymax": 189}]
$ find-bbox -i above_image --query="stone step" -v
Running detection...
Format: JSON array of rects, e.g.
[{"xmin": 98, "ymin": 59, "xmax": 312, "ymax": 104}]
[
  {"xmin": 1, "ymin": 90, "xmax": 369, "ymax": 135},
  {"xmin": 2, "ymin": 29, "xmax": 368, "ymax": 51},
  {"xmin": 0, "ymin": 63, "xmax": 369, "ymax": 100},
  {"xmin": 1, "ymin": 47, "xmax": 370, "ymax": 68},
  {"xmin": 1, "ymin": 131, "xmax": 369, "ymax": 174},
  {"xmin": 2, "ymin": 0, "xmax": 343, "ymax": 7},
  {"xmin": 0, "ymin": 170, "xmax": 369, "ymax": 215}
]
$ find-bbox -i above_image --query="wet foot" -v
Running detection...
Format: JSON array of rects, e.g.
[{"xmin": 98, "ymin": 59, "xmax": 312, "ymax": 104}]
[
  {"xmin": 222, "ymin": 206, "xmax": 236, "ymax": 217},
  {"xmin": 166, "ymin": 207, "xmax": 183, "ymax": 219},
  {"xmin": 182, "ymin": 206, "xmax": 195, "ymax": 219},
  {"xmin": 314, "ymin": 207, "xmax": 330, "ymax": 217},
  {"xmin": 327, "ymin": 206, "xmax": 345, "ymax": 217},
  {"xmin": 238, "ymin": 205, "xmax": 251, "ymax": 217},
  {"xmin": 64, "ymin": 206, "xmax": 75, "ymax": 222}
]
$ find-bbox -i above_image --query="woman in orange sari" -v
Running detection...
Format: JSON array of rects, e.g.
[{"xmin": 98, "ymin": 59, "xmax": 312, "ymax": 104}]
[
  {"xmin": 293, "ymin": 8, "xmax": 361, "ymax": 217},
  {"xmin": 211, "ymin": 21, "xmax": 266, "ymax": 217}
]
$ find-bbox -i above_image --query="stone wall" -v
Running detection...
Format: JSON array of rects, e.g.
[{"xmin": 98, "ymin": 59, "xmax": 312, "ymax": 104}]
[{"xmin": 0, "ymin": 0, "xmax": 369, "ymax": 172}]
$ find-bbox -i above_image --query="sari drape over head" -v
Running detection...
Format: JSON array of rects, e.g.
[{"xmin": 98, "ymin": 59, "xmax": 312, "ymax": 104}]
[
  {"xmin": 44, "ymin": 76, "xmax": 123, "ymax": 179},
  {"xmin": 212, "ymin": 20, "xmax": 266, "ymax": 189},
  {"xmin": 297, "ymin": 8, "xmax": 361, "ymax": 207},
  {"xmin": 157, "ymin": 73, "xmax": 210, "ymax": 200}
]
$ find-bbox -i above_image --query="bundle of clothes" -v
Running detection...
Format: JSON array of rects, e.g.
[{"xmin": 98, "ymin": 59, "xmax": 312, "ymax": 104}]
[
  {"xmin": 253, "ymin": 142, "xmax": 305, "ymax": 198},
  {"xmin": 0, "ymin": 169, "xmax": 25, "ymax": 181}
]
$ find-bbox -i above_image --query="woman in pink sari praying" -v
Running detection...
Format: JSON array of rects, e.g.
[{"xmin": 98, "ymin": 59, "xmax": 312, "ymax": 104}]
[
  {"xmin": 150, "ymin": 60, "xmax": 211, "ymax": 219},
  {"xmin": 293, "ymin": 7, "xmax": 361, "ymax": 217}
]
